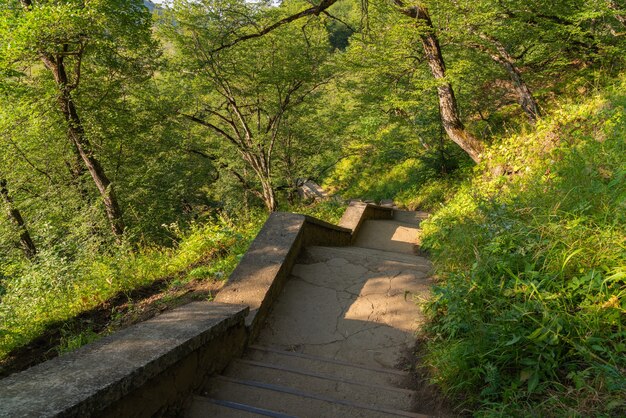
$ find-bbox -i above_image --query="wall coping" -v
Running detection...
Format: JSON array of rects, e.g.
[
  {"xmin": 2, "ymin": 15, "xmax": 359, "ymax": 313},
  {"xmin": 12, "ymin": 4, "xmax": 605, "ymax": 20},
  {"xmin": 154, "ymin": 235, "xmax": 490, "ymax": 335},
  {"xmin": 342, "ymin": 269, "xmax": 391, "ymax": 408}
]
[
  {"xmin": 215, "ymin": 204, "xmax": 393, "ymax": 339},
  {"xmin": 0, "ymin": 302, "xmax": 248, "ymax": 418}
]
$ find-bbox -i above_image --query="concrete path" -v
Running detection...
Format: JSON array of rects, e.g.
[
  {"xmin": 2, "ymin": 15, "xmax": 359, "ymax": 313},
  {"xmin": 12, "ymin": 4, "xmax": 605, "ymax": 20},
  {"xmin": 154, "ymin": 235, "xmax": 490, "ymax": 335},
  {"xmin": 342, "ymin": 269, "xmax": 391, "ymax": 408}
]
[{"xmin": 189, "ymin": 211, "xmax": 434, "ymax": 417}]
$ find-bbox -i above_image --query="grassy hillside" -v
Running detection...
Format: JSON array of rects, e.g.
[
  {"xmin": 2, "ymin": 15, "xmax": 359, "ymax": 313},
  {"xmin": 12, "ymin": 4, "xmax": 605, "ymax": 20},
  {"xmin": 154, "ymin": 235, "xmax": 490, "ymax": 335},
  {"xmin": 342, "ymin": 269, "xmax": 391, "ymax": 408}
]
[
  {"xmin": 0, "ymin": 214, "xmax": 265, "ymax": 364},
  {"xmin": 418, "ymin": 79, "xmax": 626, "ymax": 415}
]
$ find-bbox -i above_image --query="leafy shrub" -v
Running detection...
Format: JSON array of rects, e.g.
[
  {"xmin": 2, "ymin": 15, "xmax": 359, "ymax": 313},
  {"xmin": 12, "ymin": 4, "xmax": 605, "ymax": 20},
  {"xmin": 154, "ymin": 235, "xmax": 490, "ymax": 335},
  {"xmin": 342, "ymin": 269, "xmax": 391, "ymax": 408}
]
[{"xmin": 421, "ymin": 81, "xmax": 626, "ymax": 415}]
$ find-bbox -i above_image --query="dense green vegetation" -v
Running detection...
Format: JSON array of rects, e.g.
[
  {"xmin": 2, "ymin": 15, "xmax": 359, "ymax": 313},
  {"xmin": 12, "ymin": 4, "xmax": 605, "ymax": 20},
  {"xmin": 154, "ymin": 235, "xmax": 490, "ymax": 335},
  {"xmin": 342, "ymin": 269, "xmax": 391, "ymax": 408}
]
[
  {"xmin": 0, "ymin": 213, "xmax": 264, "ymax": 359},
  {"xmin": 422, "ymin": 84, "xmax": 626, "ymax": 415},
  {"xmin": 1, "ymin": 0, "xmax": 624, "ymax": 414}
]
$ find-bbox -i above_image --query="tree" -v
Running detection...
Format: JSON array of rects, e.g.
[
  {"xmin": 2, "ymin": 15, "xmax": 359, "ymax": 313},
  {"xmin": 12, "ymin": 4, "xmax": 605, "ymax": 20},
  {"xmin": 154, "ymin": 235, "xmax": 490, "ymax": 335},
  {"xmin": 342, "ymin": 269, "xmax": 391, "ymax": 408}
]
[
  {"xmin": 1, "ymin": 0, "xmax": 157, "ymax": 239},
  {"xmin": 0, "ymin": 177, "xmax": 37, "ymax": 259},
  {"xmin": 160, "ymin": 0, "xmax": 333, "ymax": 211},
  {"xmin": 468, "ymin": 33, "xmax": 541, "ymax": 123},
  {"xmin": 393, "ymin": 2, "xmax": 484, "ymax": 162},
  {"xmin": 438, "ymin": 0, "xmax": 626, "ymax": 125}
]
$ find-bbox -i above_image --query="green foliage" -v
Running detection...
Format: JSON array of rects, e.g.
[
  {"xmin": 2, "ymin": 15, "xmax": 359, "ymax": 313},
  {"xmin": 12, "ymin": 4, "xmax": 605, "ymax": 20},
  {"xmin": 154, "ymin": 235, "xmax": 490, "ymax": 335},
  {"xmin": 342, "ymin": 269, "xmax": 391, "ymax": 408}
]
[
  {"xmin": 1, "ymin": 4, "xmax": 626, "ymax": 416},
  {"xmin": 286, "ymin": 200, "xmax": 346, "ymax": 224},
  {"xmin": 0, "ymin": 213, "xmax": 264, "ymax": 359},
  {"xmin": 58, "ymin": 327, "xmax": 101, "ymax": 355},
  {"xmin": 420, "ymin": 79, "xmax": 626, "ymax": 415},
  {"xmin": 156, "ymin": 0, "xmax": 337, "ymax": 211}
]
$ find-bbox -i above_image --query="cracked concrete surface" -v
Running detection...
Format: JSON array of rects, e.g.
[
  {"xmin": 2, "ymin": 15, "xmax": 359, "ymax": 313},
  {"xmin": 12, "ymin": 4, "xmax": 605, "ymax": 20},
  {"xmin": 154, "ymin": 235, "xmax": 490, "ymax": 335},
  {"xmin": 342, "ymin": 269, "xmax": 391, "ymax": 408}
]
[{"xmin": 257, "ymin": 217, "xmax": 432, "ymax": 370}]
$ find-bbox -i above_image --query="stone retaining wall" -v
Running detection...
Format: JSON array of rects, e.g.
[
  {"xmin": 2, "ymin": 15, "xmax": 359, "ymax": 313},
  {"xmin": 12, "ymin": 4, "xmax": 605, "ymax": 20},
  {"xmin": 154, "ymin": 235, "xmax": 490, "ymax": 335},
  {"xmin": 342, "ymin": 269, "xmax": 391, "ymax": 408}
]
[
  {"xmin": 214, "ymin": 213, "xmax": 353, "ymax": 341},
  {"xmin": 0, "ymin": 303, "xmax": 248, "ymax": 418},
  {"xmin": 0, "ymin": 203, "xmax": 392, "ymax": 417}
]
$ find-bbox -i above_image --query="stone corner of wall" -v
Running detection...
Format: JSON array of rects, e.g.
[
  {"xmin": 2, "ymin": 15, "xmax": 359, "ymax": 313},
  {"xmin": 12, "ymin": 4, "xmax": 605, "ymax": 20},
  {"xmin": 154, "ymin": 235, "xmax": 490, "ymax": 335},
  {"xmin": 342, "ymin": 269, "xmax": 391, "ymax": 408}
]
[
  {"xmin": 0, "ymin": 301, "xmax": 249, "ymax": 418},
  {"xmin": 338, "ymin": 202, "xmax": 394, "ymax": 239}
]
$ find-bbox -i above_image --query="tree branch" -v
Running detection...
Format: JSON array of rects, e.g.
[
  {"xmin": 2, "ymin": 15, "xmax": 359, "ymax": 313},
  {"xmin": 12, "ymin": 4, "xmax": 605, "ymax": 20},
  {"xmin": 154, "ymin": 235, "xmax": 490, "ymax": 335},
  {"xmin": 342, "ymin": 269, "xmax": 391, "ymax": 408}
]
[
  {"xmin": 210, "ymin": 0, "xmax": 339, "ymax": 53},
  {"xmin": 179, "ymin": 112, "xmax": 241, "ymax": 147},
  {"xmin": 321, "ymin": 10, "xmax": 357, "ymax": 33}
]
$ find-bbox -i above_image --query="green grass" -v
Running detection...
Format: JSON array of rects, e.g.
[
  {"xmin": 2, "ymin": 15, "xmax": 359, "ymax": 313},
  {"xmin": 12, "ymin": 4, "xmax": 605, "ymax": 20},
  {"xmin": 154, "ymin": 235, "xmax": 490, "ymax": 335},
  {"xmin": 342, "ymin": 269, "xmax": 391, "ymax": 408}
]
[
  {"xmin": 286, "ymin": 199, "xmax": 346, "ymax": 224},
  {"xmin": 323, "ymin": 147, "xmax": 469, "ymax": 210},
  {"xmin": 0, "ymin": 212, "xmax": 265, "ymax": 360},
  {"xmin": 419, "ymin": 79, "xmax": 626, "ymax": 415}
]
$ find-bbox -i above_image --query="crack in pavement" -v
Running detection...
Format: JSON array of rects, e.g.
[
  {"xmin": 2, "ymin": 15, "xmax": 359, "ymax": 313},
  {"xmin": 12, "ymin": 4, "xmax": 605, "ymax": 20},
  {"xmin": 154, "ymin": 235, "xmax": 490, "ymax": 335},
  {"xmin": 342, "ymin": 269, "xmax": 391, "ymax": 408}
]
[
  {"xmin": 258, "ymin": 227, "xmax": 431, "ymax": 372},
  {"xmin": 293, "ymin": 273, "xmax": 362, "ymax": 297}
]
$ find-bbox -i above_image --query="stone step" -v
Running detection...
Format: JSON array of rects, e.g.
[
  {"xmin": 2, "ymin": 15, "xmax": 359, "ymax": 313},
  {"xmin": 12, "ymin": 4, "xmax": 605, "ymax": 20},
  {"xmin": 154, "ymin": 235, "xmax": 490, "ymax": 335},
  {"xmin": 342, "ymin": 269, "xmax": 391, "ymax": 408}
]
[
  {"xmin": 392, "ymin": 211, "xmax": 429, "ymax": 226},
  {"xmin": 245, "ymin": 345, "xmax": 410, "ymax": 388},
  {"xmin": 225, "ymin": 358, "xmax": 417, "ymax": 411},
  {"xmin": 206, "ymin": 375, "xmax": 427, "ymax": 418},
  {"xmin": 188, "ymin": 396, "xmax": 295, "ymax": 417},
  {"xmin": 353, "ymin": 220, "xmax": 421, "ymax": 255},
  {"xmin": 305, "ymin": 245, "xmax": 432, "ymax": 271}
]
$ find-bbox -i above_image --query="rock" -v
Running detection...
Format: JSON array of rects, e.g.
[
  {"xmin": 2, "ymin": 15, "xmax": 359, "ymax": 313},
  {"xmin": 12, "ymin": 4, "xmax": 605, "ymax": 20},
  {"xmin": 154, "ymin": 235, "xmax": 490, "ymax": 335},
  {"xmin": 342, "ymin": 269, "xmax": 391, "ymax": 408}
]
[{"xmin": 297, "ymin": 180, "xmax": 328, "ymax": 201}]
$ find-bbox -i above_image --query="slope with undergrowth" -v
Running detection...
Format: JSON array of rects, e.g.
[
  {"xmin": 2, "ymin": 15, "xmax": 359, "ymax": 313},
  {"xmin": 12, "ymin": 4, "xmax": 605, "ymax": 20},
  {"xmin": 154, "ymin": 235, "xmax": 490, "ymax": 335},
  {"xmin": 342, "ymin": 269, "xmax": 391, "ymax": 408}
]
[
  {"xmin": 0, "ymin": 214, "xmax": 265, "ymax": 369},
  {"xmin": 0, "ymin": 201, "xmax": 344, "ymax": 375},
  {"xmin": 419, "ymin": 79, "xmax": 626, "ymax": 415}
]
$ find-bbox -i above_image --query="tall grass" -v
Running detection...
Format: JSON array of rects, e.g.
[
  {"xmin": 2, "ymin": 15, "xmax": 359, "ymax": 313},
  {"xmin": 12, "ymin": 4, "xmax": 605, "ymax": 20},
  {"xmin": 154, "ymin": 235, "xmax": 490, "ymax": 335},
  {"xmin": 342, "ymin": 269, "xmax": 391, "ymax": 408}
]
[
  {"xmin": 0, "ymin": 213, "xmax": 265, "ymax": 360},
  {"xmin": 421, "ymin": 81, "xmax": 626, "ymax": 415}
]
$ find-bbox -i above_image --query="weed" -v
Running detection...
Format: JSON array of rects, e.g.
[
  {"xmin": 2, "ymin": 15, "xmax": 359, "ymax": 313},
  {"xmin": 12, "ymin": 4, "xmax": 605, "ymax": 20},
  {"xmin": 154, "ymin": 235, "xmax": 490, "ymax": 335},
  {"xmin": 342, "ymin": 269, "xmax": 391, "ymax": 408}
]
[
  {"xmin": 58, "ymin": 327, "xmax": 101, "ymax": 355},
  {"xmin": 420, "ymin": 79, "xmax": 626, "ymax": 414}
]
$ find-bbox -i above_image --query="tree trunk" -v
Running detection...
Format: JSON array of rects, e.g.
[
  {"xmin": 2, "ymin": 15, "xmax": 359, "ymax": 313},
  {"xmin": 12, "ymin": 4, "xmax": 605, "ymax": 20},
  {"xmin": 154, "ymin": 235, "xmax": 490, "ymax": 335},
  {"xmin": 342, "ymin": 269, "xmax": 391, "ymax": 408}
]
[
  {"xmin": 247, "ymin": 154, "xmax": 278, "ymax": 212},
  {"xmin": 260, "ymin": 178, "xmax": 278, "ymax": 212},
  {"xmin": 478, "ymin": 34, "xmax": 540, "ymax": 123},
  {"xmin": 65, "ymin": 142, "xmax": 91, "ymax": 201},
  {"xmin": 56, "ymin": 89, "xmax": 125, "ymax": 238},
  {"xmin": 0, "ymin": 178, "xmax": 37, "ymax": 259},
  {"xmin": 20, "ymin": 0, "xmax": 124, "ymax": 239},
  {"xmin": 404, "ymin": 5, "xmax": 485, "ymax": 162}
]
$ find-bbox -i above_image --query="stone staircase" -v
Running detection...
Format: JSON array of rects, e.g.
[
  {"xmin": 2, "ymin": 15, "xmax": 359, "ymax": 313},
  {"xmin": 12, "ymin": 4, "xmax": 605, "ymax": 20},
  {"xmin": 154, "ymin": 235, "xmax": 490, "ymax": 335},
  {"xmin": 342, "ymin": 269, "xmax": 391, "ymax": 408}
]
[
  {"xmin": 188, "ymin": 210, "xmax": 433, "ymax": 417},
  {"xmin": 189, "ymin": 346, "xmax": 423, "ymax": 417}
]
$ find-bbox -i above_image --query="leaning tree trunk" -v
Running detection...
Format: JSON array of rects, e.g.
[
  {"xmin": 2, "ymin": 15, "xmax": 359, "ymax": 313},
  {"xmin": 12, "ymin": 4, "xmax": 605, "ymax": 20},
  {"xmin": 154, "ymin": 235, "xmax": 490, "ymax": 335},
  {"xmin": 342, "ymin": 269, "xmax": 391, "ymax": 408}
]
[
  {"xmin": 0, "ymin": 178, "xmax": 37, "ymax": 259},
  {"xmin": 479, "ymin": 34, "xmax": 540, "ymax": 123},
  {"xmin": 21, "ymin": 0, "xmax": 124, "ymax": 239},
  {"xmin": 66, "ymin": 141, "xmax": 90, "ymax": 200},
  {"xmin": 56, "ymin": 88, "xmax": 126, "ymax": 238},
  {"xmin": 405, "ymin": 5, "xmax": 485, "ymax": 162}
]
